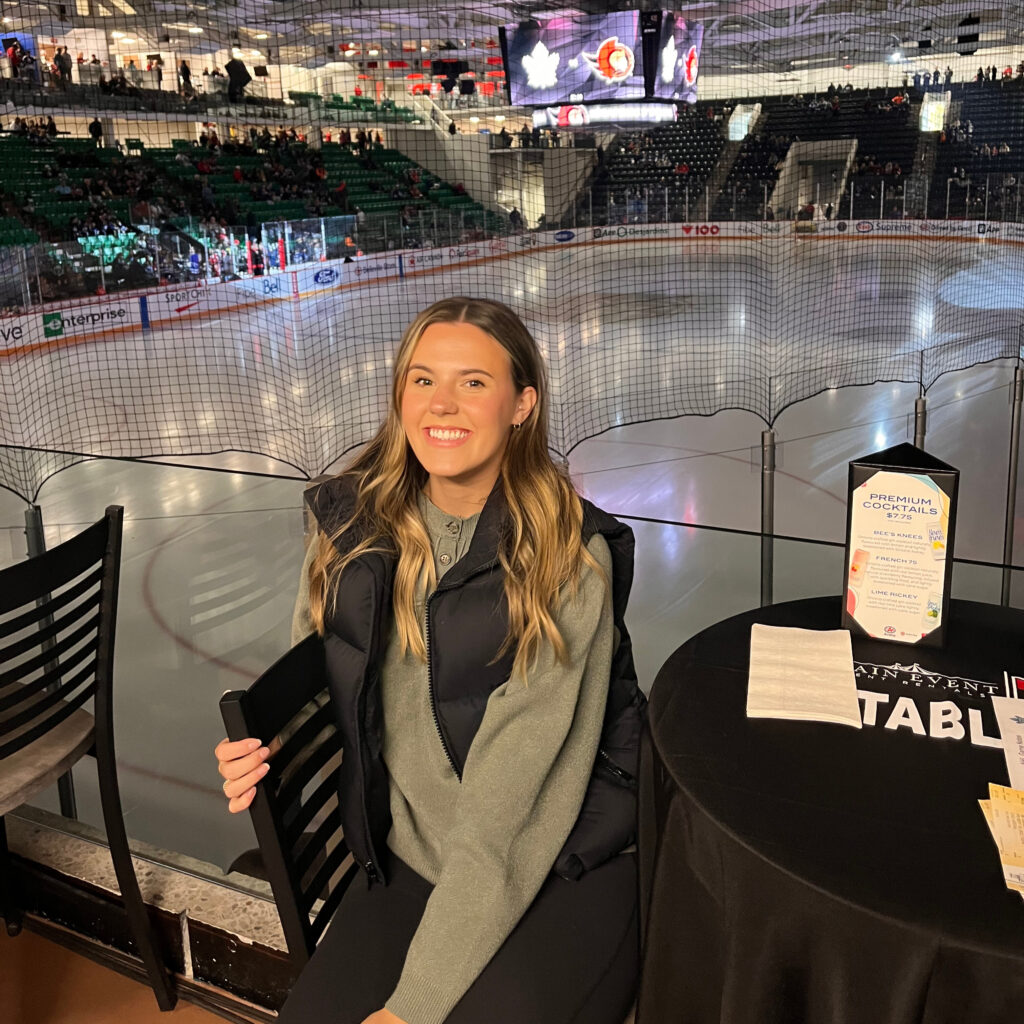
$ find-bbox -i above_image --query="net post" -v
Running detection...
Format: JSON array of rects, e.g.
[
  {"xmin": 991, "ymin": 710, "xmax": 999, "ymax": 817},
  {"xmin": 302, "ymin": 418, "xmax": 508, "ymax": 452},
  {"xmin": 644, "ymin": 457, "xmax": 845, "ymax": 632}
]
[
  {"xmin": 945, "ymin": 178, "xmax": 951, "ymax": 218},
  {"xmin": 24, "ymin": 504, "xmax": 78, "ymax": 819},
  {"xmin": 848, "ymin": 180, "xmax": 853, "ymax": 220},
  {"xmin": 704, "ymin": 186, "xmax": 709, "ymax": 222},
  {"xmin": 1002, "ymin": 365, "xmax": 1024, "ymax": 606},
  {"xmin": 760, "ymin": 429, "xmax": 776, "ymax": 607},
  {"xmin": 984, "ymin": 175, "xmax": 990, "ymax": 221},
  {"xmin": 913, "ymin": 395, "xmax": 927, "ymax": 449}
]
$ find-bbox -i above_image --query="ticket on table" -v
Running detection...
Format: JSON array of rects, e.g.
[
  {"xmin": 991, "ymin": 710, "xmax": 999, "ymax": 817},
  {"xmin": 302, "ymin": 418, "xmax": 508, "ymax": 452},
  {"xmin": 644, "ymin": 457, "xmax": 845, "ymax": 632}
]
[
  {"xmin": 979, "ymin": 800, "xmax": 1024, "ymax": 897},
  {"xmin": 991, "ymin": 696, "xmax": 1024, "ymax": 791},
  {"xmin": 987, "ymin": 784, "xmax": 1024, "ymax": 860}
]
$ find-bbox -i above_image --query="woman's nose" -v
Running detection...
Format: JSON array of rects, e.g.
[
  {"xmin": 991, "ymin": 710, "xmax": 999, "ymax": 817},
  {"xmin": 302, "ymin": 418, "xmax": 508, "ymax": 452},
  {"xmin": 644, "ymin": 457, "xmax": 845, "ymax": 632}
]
[{"xmin": 429, "ymin": 386, "xmax": 457, "ymax": 415}]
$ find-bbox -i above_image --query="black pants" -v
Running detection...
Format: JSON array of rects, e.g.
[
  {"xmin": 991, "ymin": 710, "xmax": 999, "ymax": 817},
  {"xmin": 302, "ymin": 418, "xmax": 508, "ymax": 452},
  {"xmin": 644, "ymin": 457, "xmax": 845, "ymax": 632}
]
[{"xmin": 278, "ymin": 852, "xmax": 638, "ymax": 1024}]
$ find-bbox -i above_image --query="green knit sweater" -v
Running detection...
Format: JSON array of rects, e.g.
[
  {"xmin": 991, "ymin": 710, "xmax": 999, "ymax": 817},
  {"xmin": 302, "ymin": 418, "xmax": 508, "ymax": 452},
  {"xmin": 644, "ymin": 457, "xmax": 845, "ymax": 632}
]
[{"xmin": 291, "ymin": 493, "xmax": 614, "ymax": 1024}]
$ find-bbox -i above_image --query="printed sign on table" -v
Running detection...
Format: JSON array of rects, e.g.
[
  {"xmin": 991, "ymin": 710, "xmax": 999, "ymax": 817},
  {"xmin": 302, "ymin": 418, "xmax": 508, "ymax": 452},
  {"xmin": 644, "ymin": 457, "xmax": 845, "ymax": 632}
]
[{"xmin": 842, "ymin": 443, "xmax": 959, "ymax": 648}]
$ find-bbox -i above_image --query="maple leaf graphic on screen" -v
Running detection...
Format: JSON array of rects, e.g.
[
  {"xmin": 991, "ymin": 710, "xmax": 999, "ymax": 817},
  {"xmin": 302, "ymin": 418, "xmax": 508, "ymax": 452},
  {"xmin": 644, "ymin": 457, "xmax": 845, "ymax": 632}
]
[
  {"xmin": 522, "ymin": 41, "xmax": 560, "ymax": 89},
  {"xmin": 660, "ymin": 35, "xmax": 677, "ymax": 84}
]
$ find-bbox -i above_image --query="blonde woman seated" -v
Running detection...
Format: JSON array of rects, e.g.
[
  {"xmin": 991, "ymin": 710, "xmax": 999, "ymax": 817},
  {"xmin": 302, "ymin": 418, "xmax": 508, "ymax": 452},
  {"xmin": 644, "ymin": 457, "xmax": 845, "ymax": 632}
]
[{"xmin": 216, "ymin": 297, "xmax": 644, "ymax": 1024}]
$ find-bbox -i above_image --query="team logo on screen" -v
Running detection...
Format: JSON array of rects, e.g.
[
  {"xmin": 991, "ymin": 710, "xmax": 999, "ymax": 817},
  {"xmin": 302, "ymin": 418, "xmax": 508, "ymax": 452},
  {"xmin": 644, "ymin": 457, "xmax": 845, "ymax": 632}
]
[
  {"xmin": 684, "ymin": 44, "xmax": 699, "ymax": 85},
  {"xmin": 522, "ymin": 41, "xmax": 560, "ymax": 89},
  {"xmin": 582, "ymin": 38, "xmax": 634, "ymax": 82},
  {"xmin": 556, "ymin": 104, "xmax": 589, "ymax": 127}
]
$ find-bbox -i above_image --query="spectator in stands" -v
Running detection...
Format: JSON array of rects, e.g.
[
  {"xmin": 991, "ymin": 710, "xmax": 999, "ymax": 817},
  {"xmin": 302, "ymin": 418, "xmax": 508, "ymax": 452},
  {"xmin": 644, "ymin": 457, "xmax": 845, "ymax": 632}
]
[
  {"xmin": 509, "ymin": 207, "xmax": 524, "ymax": 230},
  {"xmin": 932, "ymin": 67, "xmax": 941, "ymax": 86},
  {"xmin": 448, "ymin": 121, "xmax": 458, "ymax": 137},
  {"xmin": 178, "ymin": 59, "xmax": 192, "ymax": 94},
  {"xmin": 89, "ymin": 116, "xmax": 103, "ymax": 147},
  {"xmin": 913, "ymin": 72, "xmax": 921, "ymax": 89},
  {"xmin": 923, "ymin": 71, "xmax": 931, "ymax": 88},
  {"xmin": 45, "ymin": 115, "xmax": 58, "ymax": 138},
  {"xmin": 976, "ymin": 67, "xmax": 986, "ymax": 82},
  {"xmin": 90, "ymin": 54, "xmax": 100, "ymax": 64},
  {"xmin": 945, "ymin": 67, "xmax": 953, "ymax": 86},
  {"xmin": 6, "ymin": 40, "xmax": 22, "ymax": 78}
]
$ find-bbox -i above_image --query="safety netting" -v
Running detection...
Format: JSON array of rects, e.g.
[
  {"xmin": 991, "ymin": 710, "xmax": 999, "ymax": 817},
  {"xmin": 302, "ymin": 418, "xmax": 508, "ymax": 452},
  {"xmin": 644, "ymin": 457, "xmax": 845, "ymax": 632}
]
[{"xmin": 0, "ymin": 3, "xmax": 1023, "ymax": 500}]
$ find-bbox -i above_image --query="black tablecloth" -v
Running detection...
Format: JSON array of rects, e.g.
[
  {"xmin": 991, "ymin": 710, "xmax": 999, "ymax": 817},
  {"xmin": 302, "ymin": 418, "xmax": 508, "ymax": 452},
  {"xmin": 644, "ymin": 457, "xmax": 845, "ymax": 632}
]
[{"xmin": 637, "ymin": 597, "xmax": 1024, "ymax": 1024}]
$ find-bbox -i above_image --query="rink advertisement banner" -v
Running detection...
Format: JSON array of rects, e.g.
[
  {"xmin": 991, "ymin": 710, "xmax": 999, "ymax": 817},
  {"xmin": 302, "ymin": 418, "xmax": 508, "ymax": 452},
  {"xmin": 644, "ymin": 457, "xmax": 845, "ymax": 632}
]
[
  {"xmin": 0, "ymin": 299, "xmax": 142, "ymax": 352},
  {"xmin": 842, "ymin": 443, "xmax": 959, "ymax": 649}
]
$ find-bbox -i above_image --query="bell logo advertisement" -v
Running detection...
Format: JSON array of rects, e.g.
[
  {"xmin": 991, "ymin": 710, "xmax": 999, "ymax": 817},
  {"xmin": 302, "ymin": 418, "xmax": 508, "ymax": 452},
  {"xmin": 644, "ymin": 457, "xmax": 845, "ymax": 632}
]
[{"xmin": 843, "ymin": 444, "xmax": 958, "ymax": 648}]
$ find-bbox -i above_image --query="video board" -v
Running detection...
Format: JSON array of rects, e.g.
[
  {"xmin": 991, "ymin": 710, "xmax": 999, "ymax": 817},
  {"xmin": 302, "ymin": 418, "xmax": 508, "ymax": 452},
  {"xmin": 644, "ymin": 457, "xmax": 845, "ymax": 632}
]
[{"xmin": 503, "ymin": 13, "xmax": 646, "ymax": 106}]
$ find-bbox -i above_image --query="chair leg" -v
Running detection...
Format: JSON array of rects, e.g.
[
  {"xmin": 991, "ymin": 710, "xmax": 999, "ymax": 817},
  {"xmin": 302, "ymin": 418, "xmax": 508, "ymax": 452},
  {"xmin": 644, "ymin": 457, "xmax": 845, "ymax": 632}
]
[
  {"xmin": 0, "ymin": 817, "xmax": 24, "ymax": 937},
  {"xmin": 94, "ymin": 760, "xmax": 177, "ymax": 1011}
]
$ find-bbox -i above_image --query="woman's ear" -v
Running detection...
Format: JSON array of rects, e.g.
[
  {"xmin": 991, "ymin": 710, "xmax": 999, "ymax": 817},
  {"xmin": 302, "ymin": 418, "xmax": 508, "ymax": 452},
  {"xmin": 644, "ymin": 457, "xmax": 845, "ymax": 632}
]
[{"xmin": 516, "ymin": 386, "xmax": 538, "ymax": 425}]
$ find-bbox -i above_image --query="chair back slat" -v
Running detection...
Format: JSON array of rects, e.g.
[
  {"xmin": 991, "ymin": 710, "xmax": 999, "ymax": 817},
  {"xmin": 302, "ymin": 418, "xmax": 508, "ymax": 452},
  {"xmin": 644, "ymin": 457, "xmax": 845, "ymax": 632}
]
[
  {"xmin": 220, "ymin": 632, "xmax": 355, "ymax": 967},
  {"xmin": 294, "ymin": 804, "xmax": 344, "ymax": 880},
  {"xmin": 276, "ymin": 727, "xmax": 342, "ymax": 813},
  {"xmin": 0, "ymin": 645, "xmax": 96, "ymax": 715},
  {"xmin": 0, "ymin": 517, "xmax": 108, "ymax": 614},
  {"xmin": 0, "ymin": 609, "xmax": 101, "ymax": 688},
  {"xmin": 300, "ymin": 841, "xmax": 353, "ymax": 917},
  {"xmin": 0, "ymin": 565, "xmax": 103, "ymax": 641},
  {"xmin": 276, "ymin": 699, "xmax": 335, "ymax": 771},
  {"xmin": 284, "ymin": 770, "xmax": 340, "ymax": 848},
  {"xmin": 308, "ymin": 863, "xmax": 359, "ymax": 945},
  {"xmin": 0, "ymin": 509, "xmax": 121, "ymax": 762}
]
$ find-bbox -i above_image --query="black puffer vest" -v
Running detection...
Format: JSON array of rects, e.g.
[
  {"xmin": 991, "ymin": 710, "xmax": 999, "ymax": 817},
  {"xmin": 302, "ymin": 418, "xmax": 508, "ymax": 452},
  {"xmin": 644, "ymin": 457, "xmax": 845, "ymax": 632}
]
[{"xmin": 307, "ymin": 476, "xmax": 646, "ymax": 884}]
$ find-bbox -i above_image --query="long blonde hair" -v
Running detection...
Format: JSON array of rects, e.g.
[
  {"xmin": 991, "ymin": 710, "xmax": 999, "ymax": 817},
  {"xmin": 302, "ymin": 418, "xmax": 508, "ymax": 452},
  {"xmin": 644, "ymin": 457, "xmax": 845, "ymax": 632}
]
[{"xmin": 308, "ymin": 297, "xmax": 598, "ymax": 679}]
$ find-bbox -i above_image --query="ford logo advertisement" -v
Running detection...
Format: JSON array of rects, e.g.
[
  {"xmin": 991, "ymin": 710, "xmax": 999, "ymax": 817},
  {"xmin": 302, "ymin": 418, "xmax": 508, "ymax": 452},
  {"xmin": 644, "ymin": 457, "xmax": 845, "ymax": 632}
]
[
  {"xmin": 554, "ymin": 230, "xmax": 575, "ymax": 242},
  {"xmin": 313, "ymin": 268, "xmax": 339, "ymax": 285}
]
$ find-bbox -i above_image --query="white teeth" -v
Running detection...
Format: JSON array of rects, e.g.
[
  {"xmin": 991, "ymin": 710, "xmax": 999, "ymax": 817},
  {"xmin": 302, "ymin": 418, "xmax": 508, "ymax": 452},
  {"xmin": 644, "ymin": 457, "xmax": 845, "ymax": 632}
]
[{"xmin": 428, "ymin": 428, "xmax": 469, "ymax": 440}]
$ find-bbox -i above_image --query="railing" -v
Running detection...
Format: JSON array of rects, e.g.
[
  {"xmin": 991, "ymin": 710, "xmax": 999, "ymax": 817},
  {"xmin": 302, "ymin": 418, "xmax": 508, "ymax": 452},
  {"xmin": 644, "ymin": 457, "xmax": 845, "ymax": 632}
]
[
  {"xmin": 4, "ymin": 375, "xmax": 1021, "ymax": 876},
  {"xmin": 5, "ymin": 171, "xmax": 1024, "ymax": 310}
]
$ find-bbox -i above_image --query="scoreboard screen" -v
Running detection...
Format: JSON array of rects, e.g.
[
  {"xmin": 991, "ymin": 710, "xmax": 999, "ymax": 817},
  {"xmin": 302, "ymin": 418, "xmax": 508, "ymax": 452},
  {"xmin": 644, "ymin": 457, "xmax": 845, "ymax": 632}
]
[
  {"xmin": 651, "ymin": 13, "xmax": 703, "ymax": 103},
  {"xmin": 503, "ymin": 13, "xmax": 646, "ymax": 106}
]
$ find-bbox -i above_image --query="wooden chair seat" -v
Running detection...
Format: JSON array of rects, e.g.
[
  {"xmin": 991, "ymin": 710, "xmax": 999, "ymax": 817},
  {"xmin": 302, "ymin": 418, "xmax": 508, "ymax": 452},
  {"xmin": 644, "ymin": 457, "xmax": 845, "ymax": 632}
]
[{"xmin": 0, "ymin": 700, "xmax": 94, "ymax": 817}]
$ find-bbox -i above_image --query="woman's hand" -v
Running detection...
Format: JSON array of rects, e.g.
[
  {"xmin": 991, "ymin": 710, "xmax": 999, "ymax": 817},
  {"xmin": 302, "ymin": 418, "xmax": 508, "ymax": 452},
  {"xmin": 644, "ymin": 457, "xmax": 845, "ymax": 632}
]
[
  {"xmin": 214, "ymin": 736, "xmax": 281, "ymax": 813},
  {"xmin": 360, "ymin": 1012, "xmax": 408, "ymax": 1024}
]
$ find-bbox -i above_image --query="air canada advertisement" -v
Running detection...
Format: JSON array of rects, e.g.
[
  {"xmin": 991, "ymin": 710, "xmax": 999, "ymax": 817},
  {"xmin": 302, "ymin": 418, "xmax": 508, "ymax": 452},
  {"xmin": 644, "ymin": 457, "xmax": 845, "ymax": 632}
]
[{"xmin": 842, "ymin": 443, "xmax": 959, "ymax": 648}]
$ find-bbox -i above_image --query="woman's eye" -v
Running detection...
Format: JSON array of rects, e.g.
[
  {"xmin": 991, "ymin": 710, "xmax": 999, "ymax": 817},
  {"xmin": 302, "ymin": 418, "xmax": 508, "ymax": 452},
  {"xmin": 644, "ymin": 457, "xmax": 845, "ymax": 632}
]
[
  {"xmin": 412, "ymin": 377, "xmax": 432, "ymax": 387},
  {"xmin": 465, "ymin": 379, "xmax": 484, "ymax": 388}
]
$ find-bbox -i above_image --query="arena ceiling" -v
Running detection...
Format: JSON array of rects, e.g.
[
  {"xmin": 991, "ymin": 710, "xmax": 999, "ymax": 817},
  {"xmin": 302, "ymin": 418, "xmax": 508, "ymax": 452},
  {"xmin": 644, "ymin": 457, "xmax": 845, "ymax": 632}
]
[{"xmin": 8, "ymin": 0, "xmax": 1024, "ymax": 75}]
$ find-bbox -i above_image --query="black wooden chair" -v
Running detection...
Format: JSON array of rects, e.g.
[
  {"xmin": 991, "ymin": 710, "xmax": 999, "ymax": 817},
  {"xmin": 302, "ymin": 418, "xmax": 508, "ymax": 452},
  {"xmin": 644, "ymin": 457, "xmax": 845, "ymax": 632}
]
[
  {"xmin": 0, "ymin": 505, "xmax": 176, "ymax": 1010},
  {"xmin": 220, "ymin": 632, "xmax": 358, "ymax": 967}
]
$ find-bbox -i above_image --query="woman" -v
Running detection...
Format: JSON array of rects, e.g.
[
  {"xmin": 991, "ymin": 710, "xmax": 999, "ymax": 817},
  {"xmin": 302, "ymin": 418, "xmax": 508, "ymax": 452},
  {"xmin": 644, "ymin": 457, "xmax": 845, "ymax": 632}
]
[{"xmin": 215, "ymin": 298, "xmax": 644, "ymax": 1024}]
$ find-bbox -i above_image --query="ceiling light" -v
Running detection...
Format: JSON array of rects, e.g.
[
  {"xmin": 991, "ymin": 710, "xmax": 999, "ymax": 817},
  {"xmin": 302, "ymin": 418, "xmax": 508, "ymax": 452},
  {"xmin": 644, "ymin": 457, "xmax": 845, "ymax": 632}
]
[
  {"xmin": 495, "ymin": 115, "xmax": 505, "ymax": 122},
  {"xmin": 111, "ymin": 30, "xmax": 125, "ymax": 38},
  {"xmin": 256, "ymin": 32, "xmax": 267, "ymax": 40},
  {"xmin": 469, "ymin": 116, "xmax": 479, "ymax": 123},
  {"xmin": 368, "ymin": 49, "xmax": 378, "ymax": 56},
  {"xmin": 421, "ymin": 45, "xmax": 427, "ymax": 52},
  {"xmin": 2, "ymin": 16, "xmax": 12, "ymax": 23},
  {"xmin": 188, "ymin": 26, "xmax": 203, "ymax": 34}
]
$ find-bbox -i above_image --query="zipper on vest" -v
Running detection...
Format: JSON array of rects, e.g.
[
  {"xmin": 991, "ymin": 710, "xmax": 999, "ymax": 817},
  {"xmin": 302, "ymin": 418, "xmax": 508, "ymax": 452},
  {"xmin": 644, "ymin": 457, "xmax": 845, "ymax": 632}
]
[{"xmin": 425, "ymin": 592, "xmax": 461, "ymax": 780}]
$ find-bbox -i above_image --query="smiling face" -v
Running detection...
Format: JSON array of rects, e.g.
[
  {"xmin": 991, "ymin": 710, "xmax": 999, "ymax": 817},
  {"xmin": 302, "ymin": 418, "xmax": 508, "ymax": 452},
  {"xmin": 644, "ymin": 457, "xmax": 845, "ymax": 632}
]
[{"xmin": 400, "ymin": 320, "xmax": 537, "ymax": 512}]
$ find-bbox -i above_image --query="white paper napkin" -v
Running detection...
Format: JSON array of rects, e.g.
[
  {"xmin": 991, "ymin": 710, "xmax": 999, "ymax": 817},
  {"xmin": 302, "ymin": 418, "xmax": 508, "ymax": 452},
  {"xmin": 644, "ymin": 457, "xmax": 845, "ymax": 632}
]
[{"xmin": 747, "ymin": 623, "xmax": 862, "ymax": 728}]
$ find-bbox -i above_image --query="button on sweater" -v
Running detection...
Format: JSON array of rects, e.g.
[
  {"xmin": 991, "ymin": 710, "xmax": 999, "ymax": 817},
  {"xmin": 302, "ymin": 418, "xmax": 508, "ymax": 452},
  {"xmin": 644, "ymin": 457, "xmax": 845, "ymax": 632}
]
[{"xmin": 291, "ymin": 492, "xmax": 614, "ymax": 1024}]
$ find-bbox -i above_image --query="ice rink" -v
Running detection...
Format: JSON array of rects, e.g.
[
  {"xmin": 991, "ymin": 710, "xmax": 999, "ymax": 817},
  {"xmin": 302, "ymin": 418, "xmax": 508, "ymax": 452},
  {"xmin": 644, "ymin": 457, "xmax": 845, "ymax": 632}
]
[{"xmin": 1, "ymin": 234, "xmax": 1022, "ymax": 870}]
